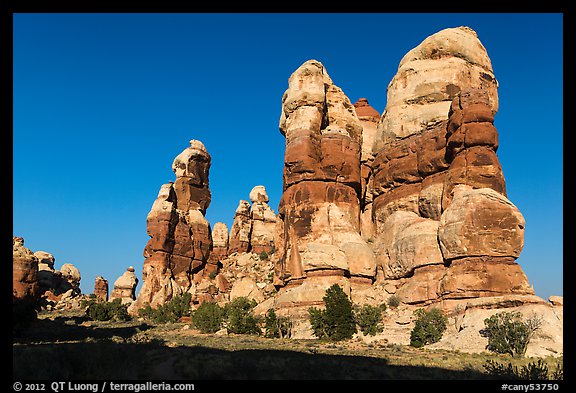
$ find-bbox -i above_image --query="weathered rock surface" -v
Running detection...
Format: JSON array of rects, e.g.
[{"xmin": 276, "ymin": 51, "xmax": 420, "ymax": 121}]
[
  {"xmin": 365, "ymin": 25, "xmax": 532, "ymax": 308},
  {"xmin": 130, "ymin": 140, "xmax": 213, "ymax": 313},
  {"xmin": 93, "ymin": 276, "xmax": 109, "ymax": 301},
  {"xmin": 209, "ymin": 222, "xmax": 229, "ymax": 267},
  {"xmin": 375, "ymin": 26, "xmax": 498, "ymax": 145},
  {"xmin": 354, "ymin": 98, "xmax": 380, "ymax": 241},
  {"xmin": 228, "ymin": 186, "xmax": 277, "ymax": 255},
  {"xmin": 110, "ymin": 266, "xmax": 139, "ymax": 304},
  {"xmin": 438, "ymin": 186, "xmax": 525, "ymax": 260},
  {"xmin": 13, "ymin": 236, "xmax": 39, "ymax": 304},
  {"xmin": 32, "ymin": 249, "xmax": 82, "ymax": 296},
  {"xmin": 274, "ymin": 60, "xmax": 376, "ymax": 311}
]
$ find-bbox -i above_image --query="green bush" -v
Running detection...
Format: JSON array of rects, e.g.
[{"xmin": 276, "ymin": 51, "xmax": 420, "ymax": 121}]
[
  {"xmin": 258, "ymin": 251, "xmax": 269, "ymax": 260},
  {"xmin": 354, "ymin": 304, "xmax": 385, "ymax": 336},
  {"xmin": 264, "ymin": 308, "xmax": 292, "ymax": 338},
  {"xmin": 223, "ymin": 297, "xmax": 261, "ymax": 335},
  {"xmin": 191, "ymin": 301, "xmax": 225, "ymax": 333},
  {"xmin": 308, "ymin": 284, "xmax": 356, "ymax": 341},
  {"xmin": 86, "ymin": 298, "xmax": 131, "ymax": 322},
  {"xmin": 137, "ymin": 292, "xmax": 192, "ymax": 324},
  {"xmin": 484, "ymin": 359, "xmax": 563, "ymax": 380},
  {"xmin": 409, "ymin": 308, "xmax": 447, "ymax": 348},
  {"xmin": 482, "ymin": 311, "xmax": 542, "ymax": 357},
  {"xmin": 387, "ymin": 295, "xmax": 401, "ymax": 308}
]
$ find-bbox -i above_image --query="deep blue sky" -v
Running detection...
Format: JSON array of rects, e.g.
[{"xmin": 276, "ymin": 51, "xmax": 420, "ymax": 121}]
[{"xmin": 13, "ymin": 13, "xmax": 563, "ymax": 300}]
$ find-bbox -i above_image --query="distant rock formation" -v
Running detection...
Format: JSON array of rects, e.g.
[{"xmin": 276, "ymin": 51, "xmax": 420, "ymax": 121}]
[
  {"xmin": 13, "ymin": 236, "xmax": 39, "ymax": 306},
  {"xmin": 110, "ymin": 267, "xmax": 138, "ymax": 304},
  {"xmin": 13, "ymin": 237, "xmax": 84, "ymax": 313},
  {"xmin": 33, "ymin": 249, "xmax": 81, "ymax": 298},
  {"xmin": 93, "ymin": 276, "xmax": 109, "ymax": 301},
  {"xmin": 129, "ymin": 140, "xmax": 213, "ymax": 313},
  {"xmin": 208, "ymin": 221, "xmax": 229, "ymax": 267},
  {"xmin": 228, "ymin": 186, "xmax": 277, "ymax": 255}
]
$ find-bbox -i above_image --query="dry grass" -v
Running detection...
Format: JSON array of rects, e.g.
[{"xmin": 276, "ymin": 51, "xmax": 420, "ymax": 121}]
[{"xmin": 13, "ymin": 310, "xmax": 562, "ymax": 380}]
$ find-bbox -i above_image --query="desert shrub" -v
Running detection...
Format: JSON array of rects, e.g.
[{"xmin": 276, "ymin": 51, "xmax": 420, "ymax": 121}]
[
  {"xmin": 387, "ymin": 295, "xmax": 401, "ymax": 308},
  {"xmin": 208, "ymin": 270, "xmax": 218, "ymax": 280},
  {"xmin": 258, "ymin": 251, "xmax": 269, "ymax": 260},
  {"xmin": 308, "ymin": 284, "xmax": 356, "ymax": 341},
  {"xmin": 354, "ymin": 304, "xmax": 385, "ymax": 336},
  {"xmin": 409, "ymin": 308, "xmax": 447, "ymax": 348},
  {"xmin": 484, "ymin": 359, "xmax": 563, "ymax": 380},
  {"xmin": 86, "ymin": 298, "xmax": 131, "ymax": 322},
  {"xmin": 223, "ymin": 297, "xmax": 261, "ymax": 335},
  {"xmin": 191, "ymin": 301, "xmax": 225, "ymax": 333},
  {"xmin": 137, "ymin": 292, "xmax": 192, "ymax": 324},
  {"xmin": 482, "ymin": 311, "xmax": 542, "ymax": 357},
  {"xmin": 264, "ymin": 308, "xmax": 292, "ymax": 338}
]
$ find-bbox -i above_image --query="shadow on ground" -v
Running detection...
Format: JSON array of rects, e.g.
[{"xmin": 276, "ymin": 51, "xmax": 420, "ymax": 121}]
[{"xmin": 13, "ymin": 316, "xmax": 489, "ymax": 380}]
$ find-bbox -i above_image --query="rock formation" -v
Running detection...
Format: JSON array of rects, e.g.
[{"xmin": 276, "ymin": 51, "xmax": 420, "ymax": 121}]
[
  {"xmin": 129, "ymin": 140, "xmax": 213, "ymax": 313},
  {"xmin": 121, "ymin": 26, "xmax": 560, "ymax": 356},
  {"xmin": 32, "ymin": 250, "xmax": 82, "ymax": 297},
  {"xmin": 367, "ymin": 27, "xmax": 531, "ymax": 306},
  {"xmin": 273, "ymin": 59, "xmax": 377, "ymax": 322},
  {"xmin": 228, "ymin": 185, "xmax": 277, "ymax": 255},
  {"xmin": 13, "ymin": 236, "xmax": 39, "ymax": 306},
  {"xmin": 208, "ymin": 221, "xmax": 229, "ymax": 267},
  {"xmin": 93, "ymin": 276, "xmax": 109, "ymax": 301},
  {"xmin": 110, "ymin": 267, "xmax": 138, "ymax": 304},
  {"xmin": 228, "ymin": 200, "xmax": 252, "ymax": 254}
]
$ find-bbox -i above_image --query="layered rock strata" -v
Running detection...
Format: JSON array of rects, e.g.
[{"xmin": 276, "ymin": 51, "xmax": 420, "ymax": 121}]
[
  {"xmin": 228, "ymin": 186, "xmax": 277, "ymax": 255},
  {"xmin": 274, "ymin": 60, "xmax": 377, "ymax": 315},
  {"xmin": 129, "ymin": 140, "xmax": 213, "ymax": 312},
  {"xmin": 368, "ymin": 27, "xmax": 532, "ymax": 306}
]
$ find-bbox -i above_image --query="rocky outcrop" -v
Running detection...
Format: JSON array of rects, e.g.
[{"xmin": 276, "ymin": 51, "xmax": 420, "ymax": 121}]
[
  {"xmin": 228, "ymin": 186, "xmax": 277, "ymax": 255},
  {"xmin": 110, "ymin": 267, "xmax": 139, "ymax": 304},
  {"xmin": 13, "ymin": 236, "xmax": 39, "ymax": 306},
  {"xmin": 365, "ymin": 26, "xmax": 532, "ymax": 307},
  {"xmin": 228, "ymin": 200, "xmax": 252, "ymax": 254},
  {"xmin": 375, "ymin": 26, "xmax": 498, "ymax": 145},
  {"xmin": 208, "ymin": 222, "xmax": 229, "ymax": 267},
  {"xmin": 93, "ymin": 276, "xmax": 109, "ymax": 301},
  {"xmin": 274, "ymin": 60, "xmax": 377, "ymax": 315},
  {"xmin": 129, "ymin": 140, "xmax": 213, "ymax": 313},
  {"xmin": 32, "ymin": 250, "xmax": 82, "ymax": 297}
]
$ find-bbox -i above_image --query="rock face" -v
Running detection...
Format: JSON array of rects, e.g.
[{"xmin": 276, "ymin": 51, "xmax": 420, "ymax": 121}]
[
  {"xmin": 228, "ymin": 186, "xmax": 277, "ymax": 255},
  {"xmin": 274, "ymin": 60, "xmax": 377, "ymax": 316},
  {"xmin": 354, "ymin": 98, "xmax": 380, "ymax": 241},
  {"xmin": 110, "ymin": 267, "xmax": 138, "ymax": 304},
  {"xmin": 93, "ymin": 276, "xmax": 109, "ymax": 301},
  {"xmin": 129, "ymin": 140, "xmax": 213, "ymax": 313},
  {"xmin": 13, "ymin": 236, "xmax": 39, "ymax": 305},
  {"xmin": 375, "ymin": 26, "xmax": 498, "ymax": 145},
  {"xmin": 209, "ymin": 222, "xmax": 229, "ymax": 265},
  {"xmin": 32, "ymin": 250, "xmax": 81, "ymax": 296},
  {"xmin": 270, "ymin": 27, "xmax": 536, "ymax": 336},
  {"xmin": 366, "ymin": 26, "xmax": 532, "ymax": 306}
]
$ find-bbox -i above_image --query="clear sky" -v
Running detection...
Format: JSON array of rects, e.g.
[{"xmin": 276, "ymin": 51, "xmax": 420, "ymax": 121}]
[{"xmin": 13, "ymin": 13, "xmax": 563, "ymax": 300}]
